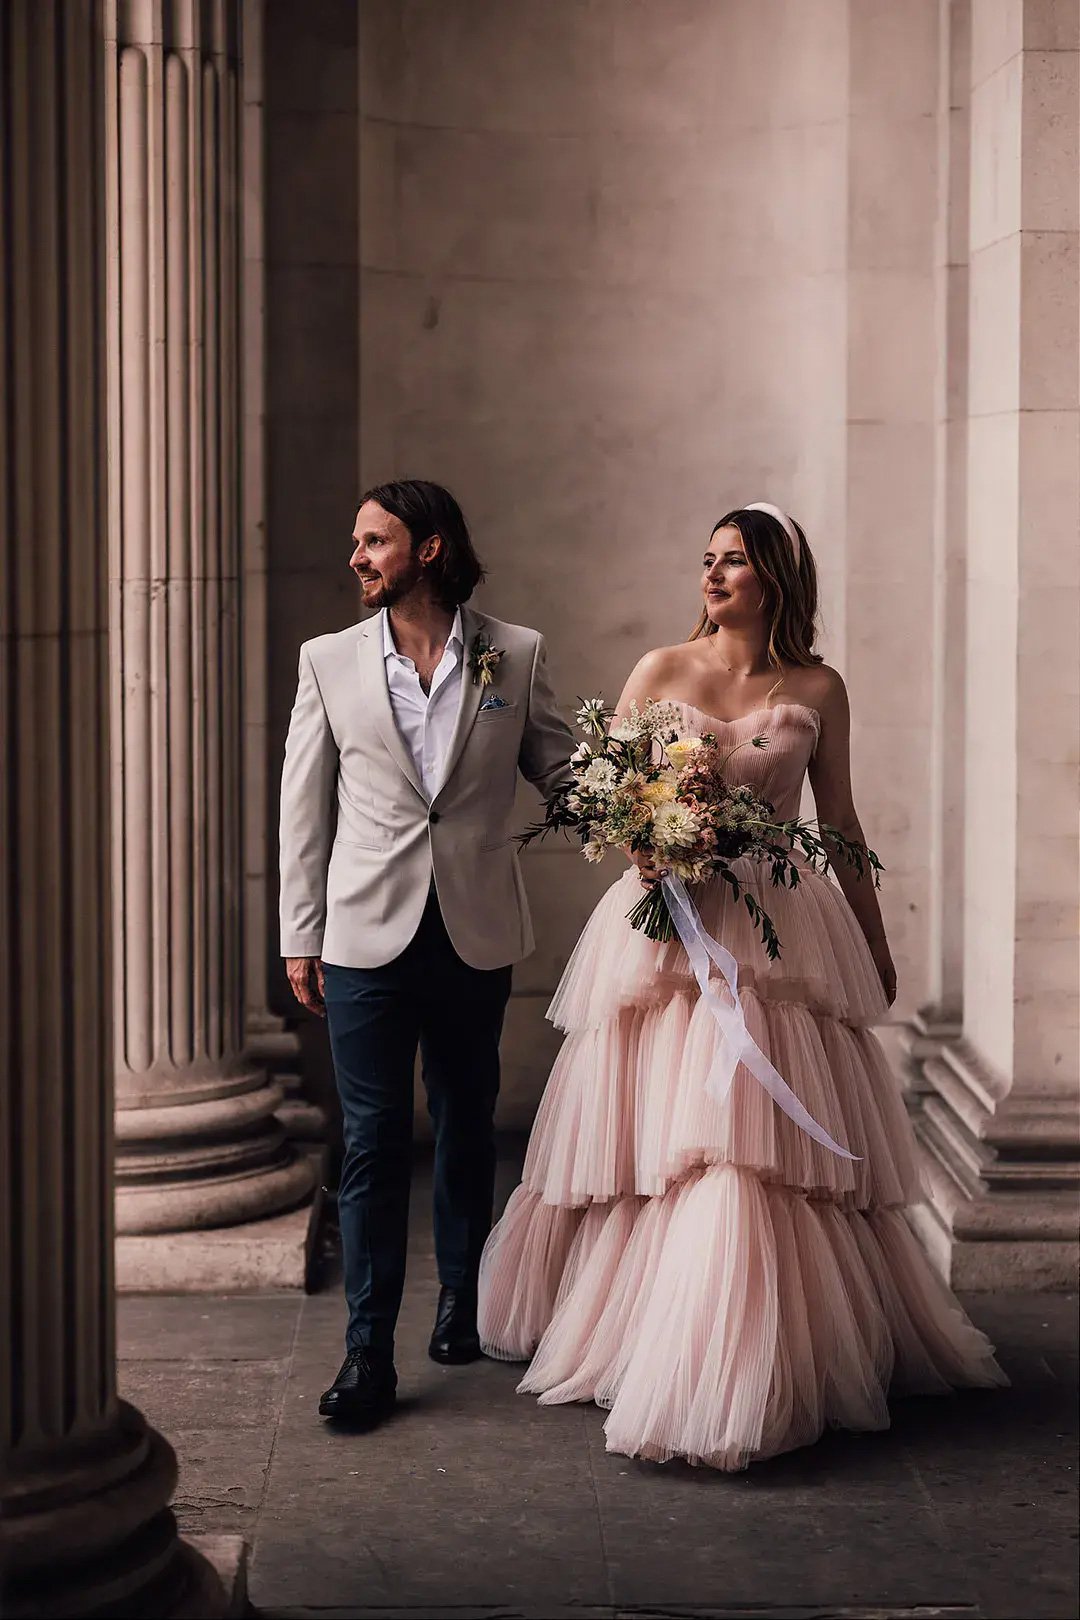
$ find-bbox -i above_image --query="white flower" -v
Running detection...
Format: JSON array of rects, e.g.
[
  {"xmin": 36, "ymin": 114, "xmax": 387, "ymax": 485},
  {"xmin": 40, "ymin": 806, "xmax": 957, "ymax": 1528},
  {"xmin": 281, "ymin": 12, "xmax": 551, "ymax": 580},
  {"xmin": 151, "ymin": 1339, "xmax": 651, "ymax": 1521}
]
[
  {"xmin": 579, "ymin": 758, "xmax": 620, "ymax": 792},
  {"xmin": 641, "ymin": 699, "xmax": 682, "ymax": 737},
  {"xmin": 583, "ymin": 839, "xmax": 606, "ymax": 864},
  {"xmin": 609, "ymin": 716, "xmax": 643, "ymax": 743},
  {"xmin": 650, "ymin": 800, "xmax": 701, "ymax": 852},
  {"xmin": 575, "ymin": 697, "xmax": 610, "ymax": 736},
  {"xmin": 571, "ymin": 742, "xmax": 592, "ymax": 764}
]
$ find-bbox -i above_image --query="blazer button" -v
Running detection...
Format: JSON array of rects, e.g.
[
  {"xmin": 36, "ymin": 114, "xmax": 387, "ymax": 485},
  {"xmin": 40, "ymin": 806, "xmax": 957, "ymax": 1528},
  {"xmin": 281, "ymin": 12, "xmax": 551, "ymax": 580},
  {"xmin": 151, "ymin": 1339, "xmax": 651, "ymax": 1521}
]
[{"xmin": 429, "ymin": 810, "xmax": 441, "ymax": 824}]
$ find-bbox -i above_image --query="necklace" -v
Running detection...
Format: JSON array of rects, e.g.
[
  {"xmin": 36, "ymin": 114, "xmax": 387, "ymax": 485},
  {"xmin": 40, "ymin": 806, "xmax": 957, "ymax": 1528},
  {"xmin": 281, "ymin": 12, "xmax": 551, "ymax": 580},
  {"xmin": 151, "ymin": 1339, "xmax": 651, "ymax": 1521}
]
[{"xmin": 710, "ymin": 636, "xmax": 758, "ymax": 678}]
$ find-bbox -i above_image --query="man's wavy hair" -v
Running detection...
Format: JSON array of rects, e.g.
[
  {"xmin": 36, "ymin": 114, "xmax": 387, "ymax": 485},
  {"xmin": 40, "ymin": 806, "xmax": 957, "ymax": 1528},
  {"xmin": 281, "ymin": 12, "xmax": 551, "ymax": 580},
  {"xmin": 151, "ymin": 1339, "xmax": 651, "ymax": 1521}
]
[{"xmin": 359, "ymin": 479, "xmax": 486, "ymax": 607}]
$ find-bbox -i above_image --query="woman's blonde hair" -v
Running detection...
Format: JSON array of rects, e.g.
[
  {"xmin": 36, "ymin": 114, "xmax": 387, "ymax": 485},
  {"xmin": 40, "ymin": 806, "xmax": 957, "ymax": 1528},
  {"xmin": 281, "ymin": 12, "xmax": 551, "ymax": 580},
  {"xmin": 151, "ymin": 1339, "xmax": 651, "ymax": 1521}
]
[{"xmin": 689, "ymin": 507, "xmax": 822, "ymax": 668}]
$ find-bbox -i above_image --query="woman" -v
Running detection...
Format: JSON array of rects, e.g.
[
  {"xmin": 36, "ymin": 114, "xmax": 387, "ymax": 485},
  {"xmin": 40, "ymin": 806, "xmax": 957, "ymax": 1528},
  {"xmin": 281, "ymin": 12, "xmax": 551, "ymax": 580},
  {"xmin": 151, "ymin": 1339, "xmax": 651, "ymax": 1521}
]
[{"xmin": 477, "ymin": 502, "xmax": 1005, "ymax": 1471}]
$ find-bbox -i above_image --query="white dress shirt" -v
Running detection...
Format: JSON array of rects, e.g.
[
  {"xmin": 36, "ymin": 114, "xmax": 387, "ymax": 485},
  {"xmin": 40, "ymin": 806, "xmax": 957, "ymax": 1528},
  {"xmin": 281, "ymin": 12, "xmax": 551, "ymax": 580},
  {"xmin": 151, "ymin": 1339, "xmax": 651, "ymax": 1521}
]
[{"xmin": 381, "ymin": 606, "xmax": 465, "ymax": 800}]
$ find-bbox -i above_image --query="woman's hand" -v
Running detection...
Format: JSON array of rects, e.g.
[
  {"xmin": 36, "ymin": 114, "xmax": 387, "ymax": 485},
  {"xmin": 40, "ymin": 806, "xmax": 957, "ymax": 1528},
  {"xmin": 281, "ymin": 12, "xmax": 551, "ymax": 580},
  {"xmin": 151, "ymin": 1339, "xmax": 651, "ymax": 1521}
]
[
  {"xmin": 870, "ymin": 938, "xmax": 897, "ymax": 1006},
  {"xmin": 627, "ymin": 848, "xmax": 665, "ymax": 889}
]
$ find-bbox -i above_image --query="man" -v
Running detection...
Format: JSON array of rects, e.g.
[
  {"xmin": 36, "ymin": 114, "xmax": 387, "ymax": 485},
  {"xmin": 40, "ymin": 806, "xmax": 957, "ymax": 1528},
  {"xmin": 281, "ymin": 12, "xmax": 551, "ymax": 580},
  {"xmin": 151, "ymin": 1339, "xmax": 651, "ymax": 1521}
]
[{"xmin": 279, "ymin": 479, "xmax": 573, "ymax": 1428}]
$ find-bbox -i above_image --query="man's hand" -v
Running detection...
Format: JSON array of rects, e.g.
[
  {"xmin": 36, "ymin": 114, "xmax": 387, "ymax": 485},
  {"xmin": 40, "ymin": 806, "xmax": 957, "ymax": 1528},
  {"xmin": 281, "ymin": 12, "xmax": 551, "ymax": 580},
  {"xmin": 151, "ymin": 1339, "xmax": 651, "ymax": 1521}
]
[{"xmin": 286, "ymin": 956, "xmax": 326, "ymax": 1018}]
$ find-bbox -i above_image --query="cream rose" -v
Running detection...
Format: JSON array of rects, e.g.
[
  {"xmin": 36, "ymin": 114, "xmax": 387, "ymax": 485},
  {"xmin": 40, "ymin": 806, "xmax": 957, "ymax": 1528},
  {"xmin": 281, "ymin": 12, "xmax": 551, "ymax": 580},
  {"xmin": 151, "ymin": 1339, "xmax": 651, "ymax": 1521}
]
[{"xmin": 665, "ymin": 736, "xmax": 705, "ymax": 772}]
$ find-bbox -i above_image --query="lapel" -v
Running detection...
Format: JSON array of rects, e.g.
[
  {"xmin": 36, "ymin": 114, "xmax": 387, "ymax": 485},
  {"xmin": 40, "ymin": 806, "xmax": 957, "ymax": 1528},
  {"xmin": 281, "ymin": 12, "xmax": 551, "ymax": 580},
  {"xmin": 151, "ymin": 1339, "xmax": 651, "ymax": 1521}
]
[
  {"xmin": 355, "ymin": 613, "xmax": 426, "ymax": 801},
  {"xmin": 431, "ymin": 604, "xmax": 487, "ymax": 803}
]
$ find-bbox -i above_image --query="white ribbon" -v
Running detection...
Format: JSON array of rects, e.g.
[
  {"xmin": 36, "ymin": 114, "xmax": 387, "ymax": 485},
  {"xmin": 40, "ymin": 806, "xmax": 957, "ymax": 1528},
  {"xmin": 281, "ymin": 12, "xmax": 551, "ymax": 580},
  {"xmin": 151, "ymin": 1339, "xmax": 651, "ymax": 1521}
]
[{"xmin": 660, "ymin": 872, "xmax": 858, "ymax": 1161}]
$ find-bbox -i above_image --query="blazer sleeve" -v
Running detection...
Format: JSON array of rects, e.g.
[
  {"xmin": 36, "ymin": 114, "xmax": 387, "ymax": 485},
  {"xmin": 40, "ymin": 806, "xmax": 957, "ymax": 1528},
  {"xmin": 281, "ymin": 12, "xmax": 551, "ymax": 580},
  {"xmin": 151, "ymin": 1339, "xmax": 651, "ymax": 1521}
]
[
  {"xmin": 518, "ymin": 633, "xmax": 574, "ymax": 804},
  {"xmin": 279, "ymin": 643, "xmax": 339, "ymax": 958}
]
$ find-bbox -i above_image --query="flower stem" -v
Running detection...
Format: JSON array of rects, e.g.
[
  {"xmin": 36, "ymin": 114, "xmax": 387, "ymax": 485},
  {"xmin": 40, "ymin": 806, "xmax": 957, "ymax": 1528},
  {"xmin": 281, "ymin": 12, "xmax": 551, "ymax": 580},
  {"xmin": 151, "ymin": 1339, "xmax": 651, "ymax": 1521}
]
[{"xmin": 625, "ymin": 884, "xmax": 677, "ymax": 941}]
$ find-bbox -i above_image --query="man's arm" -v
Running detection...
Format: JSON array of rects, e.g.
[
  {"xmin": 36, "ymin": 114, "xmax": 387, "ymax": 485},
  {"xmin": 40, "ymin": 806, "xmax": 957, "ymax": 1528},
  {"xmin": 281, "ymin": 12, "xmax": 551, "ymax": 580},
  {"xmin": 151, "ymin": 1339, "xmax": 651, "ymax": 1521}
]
[
  {"xmin": 279, "ymin": 643, "xmax": 338, "ymax": 968},
  {"xmin": 518, "ymin": 632, "xmax": 574, "ymax": 802}
]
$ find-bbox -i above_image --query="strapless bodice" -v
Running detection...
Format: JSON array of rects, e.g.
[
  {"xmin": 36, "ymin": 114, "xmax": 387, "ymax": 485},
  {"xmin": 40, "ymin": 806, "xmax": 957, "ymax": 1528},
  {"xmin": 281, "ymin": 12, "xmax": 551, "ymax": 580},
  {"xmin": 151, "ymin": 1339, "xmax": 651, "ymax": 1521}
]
[{"xmin": 679, "ymin": 701, "xmax": 819, "ymax": 823}]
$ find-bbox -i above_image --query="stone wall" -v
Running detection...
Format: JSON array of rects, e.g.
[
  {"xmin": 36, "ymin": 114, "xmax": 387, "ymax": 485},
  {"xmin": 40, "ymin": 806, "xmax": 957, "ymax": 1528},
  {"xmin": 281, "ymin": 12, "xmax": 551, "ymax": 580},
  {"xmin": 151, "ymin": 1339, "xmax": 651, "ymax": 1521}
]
[
  {"xmin": 263, "ymin": 1, "xmax": 360, "ymax": 1126},
  {"xmin": 264, "ymin": 0, "xmax": 361, "ymax": 982},
  {"xmin": 351, "ymin": 0, "xmax": 938, "ymax": 1123}
]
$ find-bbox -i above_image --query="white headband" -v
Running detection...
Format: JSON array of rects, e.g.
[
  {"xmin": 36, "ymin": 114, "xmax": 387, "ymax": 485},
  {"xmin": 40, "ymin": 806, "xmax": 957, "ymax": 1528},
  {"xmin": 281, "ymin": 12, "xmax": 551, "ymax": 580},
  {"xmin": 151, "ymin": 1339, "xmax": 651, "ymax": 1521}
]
[{"xmin": 744, "ymin": 501, "xmax": 801, "ymax": 567}]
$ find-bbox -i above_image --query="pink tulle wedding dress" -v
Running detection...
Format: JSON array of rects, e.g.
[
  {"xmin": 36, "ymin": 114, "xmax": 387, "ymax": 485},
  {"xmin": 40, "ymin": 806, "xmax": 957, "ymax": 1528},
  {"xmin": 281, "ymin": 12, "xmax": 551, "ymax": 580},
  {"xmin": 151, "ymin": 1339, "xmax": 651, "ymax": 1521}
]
[{"xmin": 478, "ymin": 701, "xmax": 1006, "ymax": 1470}]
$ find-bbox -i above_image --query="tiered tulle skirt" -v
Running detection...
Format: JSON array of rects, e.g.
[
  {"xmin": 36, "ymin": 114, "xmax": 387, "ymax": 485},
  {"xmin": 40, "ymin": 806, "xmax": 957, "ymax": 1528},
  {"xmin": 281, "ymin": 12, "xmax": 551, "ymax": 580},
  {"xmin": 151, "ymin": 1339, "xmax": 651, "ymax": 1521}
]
[{"xmin": 478, "ymin": 862, "xmax": 1006, "ymax": 1470}]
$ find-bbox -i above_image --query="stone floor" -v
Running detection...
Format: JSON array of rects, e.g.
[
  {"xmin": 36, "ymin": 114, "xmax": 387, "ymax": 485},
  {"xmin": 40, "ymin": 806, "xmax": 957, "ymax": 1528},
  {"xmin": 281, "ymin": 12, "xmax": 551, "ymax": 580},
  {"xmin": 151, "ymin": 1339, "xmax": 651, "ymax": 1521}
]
[{"xmin": 118, "ymin": 1153, "xmax": 1079, "ymax": 1620}]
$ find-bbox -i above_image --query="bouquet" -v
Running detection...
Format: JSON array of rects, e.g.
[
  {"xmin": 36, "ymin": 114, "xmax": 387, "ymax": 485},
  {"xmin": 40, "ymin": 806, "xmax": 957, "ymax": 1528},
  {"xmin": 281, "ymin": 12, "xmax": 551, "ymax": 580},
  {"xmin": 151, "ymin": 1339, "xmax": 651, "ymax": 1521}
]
[{"xmin": 519, "ymin": 696, "xmax": 882, "ymax": 961}]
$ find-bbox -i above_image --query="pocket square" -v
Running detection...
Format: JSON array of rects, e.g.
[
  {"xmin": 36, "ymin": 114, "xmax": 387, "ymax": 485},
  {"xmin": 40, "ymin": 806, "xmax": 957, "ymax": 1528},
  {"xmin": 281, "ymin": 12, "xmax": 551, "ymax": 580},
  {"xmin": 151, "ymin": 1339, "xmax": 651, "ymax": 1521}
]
[{"xmin": 480, "ymin": 694, "xmax": 510, "ymax": 710}]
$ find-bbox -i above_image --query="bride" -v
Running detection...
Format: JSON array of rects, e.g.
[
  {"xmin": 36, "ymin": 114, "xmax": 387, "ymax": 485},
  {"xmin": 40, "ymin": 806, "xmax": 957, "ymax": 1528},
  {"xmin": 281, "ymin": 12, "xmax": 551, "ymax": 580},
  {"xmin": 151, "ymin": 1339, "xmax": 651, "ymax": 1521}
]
[{"xmin": 477, "ymin": 501, "xmax": 1006, "ymax": 1471}]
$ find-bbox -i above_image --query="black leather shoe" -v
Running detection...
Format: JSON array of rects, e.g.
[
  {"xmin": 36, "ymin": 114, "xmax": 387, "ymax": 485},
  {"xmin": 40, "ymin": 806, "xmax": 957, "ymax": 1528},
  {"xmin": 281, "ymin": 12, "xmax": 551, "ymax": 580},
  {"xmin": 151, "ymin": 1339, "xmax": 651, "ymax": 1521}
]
[
  {"xmin": 429, "ymin": 1285, "xmax": 482, "ymax": 1365},
  {"xmin": 318, "ymin": 1346, "xmax": 397, "ymax": 1425}
]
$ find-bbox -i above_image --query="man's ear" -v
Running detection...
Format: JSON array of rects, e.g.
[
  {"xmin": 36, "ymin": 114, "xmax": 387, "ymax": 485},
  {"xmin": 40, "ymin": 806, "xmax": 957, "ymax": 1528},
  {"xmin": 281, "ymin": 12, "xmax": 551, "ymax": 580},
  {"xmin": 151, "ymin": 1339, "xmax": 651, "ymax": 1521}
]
[{"xmin": 418, "ymin": 532, "xmax": 442, "ymax": 566}]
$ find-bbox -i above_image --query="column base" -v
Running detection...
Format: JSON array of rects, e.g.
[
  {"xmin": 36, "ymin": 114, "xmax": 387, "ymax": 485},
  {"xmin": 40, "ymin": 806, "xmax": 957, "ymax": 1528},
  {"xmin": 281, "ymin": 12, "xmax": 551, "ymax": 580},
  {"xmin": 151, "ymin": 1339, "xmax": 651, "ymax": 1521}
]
[
  {"xmin": 244, "ymin": 1009, "xmax": 302, "ymax": 1073},
  {"xmin": 184, "ymin": 1534, "xmax": 248, "ymax": 1618},
  {"xmin": 245, "ymin": 1010, "xmax": 328, "ymax": 1143},
  {"xmin": 904, "ymin": 1035, "xmax": 1080, "ymax": 1290},
  {"xmin": 2, "ymin": 1404, "xmax": 228, "ymax": 1619},
  {"xmin": 116, "ymin": 1069, "xmax": 318, "ymax": 1234},
  {"xmin": 116, "ymin": 1151, "xmax": 326, "ymax": 1291}
]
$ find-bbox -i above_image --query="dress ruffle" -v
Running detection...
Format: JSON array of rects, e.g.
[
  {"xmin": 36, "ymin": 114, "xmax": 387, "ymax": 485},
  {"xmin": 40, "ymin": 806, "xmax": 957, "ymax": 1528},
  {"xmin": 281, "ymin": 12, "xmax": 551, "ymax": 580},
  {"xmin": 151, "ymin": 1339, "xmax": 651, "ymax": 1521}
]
[
  {"xmin": 521, "ymin": 985, "xmax": 922, "ymax": 1208},
  {"xmin": 479, "ymin": 1170, "xmax": 1007, "ymax": 1470},
  {"xmin": 548, "ymin": 864, "xmax": 889, "ymax": 1035}
]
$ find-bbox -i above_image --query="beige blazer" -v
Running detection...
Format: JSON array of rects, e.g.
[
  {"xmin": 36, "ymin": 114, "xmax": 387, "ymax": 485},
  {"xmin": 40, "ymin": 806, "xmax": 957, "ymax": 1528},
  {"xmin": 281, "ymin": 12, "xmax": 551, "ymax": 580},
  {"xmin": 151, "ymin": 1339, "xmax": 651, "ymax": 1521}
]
[{"xmin": 278, "ymin": 606, "xmax": 574, "ymax": 970}]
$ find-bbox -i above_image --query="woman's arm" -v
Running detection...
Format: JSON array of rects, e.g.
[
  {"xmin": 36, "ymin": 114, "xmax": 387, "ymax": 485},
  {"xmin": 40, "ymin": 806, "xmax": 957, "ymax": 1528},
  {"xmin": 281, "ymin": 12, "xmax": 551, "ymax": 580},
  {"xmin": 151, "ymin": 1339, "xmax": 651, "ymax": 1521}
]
[{"xmin": 806, "ymin": 673, "xmax": 897, "ymax": 1005}]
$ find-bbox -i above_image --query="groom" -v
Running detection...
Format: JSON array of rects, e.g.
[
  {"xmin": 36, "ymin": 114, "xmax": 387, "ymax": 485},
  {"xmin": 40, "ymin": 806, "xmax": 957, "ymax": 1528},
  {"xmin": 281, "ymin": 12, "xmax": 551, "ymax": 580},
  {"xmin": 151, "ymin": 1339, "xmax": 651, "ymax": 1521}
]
[{"xmin": 279, "ymin": 479, "xmax": 573, "ymax": 1428}]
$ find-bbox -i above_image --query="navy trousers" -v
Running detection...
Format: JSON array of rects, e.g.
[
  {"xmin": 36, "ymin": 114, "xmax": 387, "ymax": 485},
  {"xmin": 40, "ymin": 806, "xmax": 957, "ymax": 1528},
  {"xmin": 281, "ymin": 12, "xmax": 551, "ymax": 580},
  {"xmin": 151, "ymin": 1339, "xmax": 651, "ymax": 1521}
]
[{"xmin": 322, "ymin": 892, "xmax": 513, "ymax": 1355}]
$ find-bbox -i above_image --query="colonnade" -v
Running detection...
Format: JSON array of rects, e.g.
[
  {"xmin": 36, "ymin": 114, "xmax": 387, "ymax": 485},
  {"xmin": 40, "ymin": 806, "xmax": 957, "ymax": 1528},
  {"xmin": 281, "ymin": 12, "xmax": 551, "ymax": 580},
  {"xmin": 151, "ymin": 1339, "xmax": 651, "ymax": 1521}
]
[
  {"xmin": 904, "ymin": 0, "xmax": 1079, "ymax": 1286},
  {"xmin": 1, "ymin": 4, "xmax": 224, "ymax": 1611}
]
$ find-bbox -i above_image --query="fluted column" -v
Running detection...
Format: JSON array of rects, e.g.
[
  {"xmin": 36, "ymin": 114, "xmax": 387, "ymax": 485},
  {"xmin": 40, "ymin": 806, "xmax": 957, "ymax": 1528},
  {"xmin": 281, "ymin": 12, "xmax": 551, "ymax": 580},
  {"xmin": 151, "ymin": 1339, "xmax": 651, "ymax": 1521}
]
[
  {"xmin": 238, "ymin": 0, "xmax": 310, "ymax": 1119},
  {"xmin": 106, "ymin": 0, "xmax": 314, "ymax": 1243},
  {"xmin": 898, "ymin": 0, "xmax": 971, "ymax": 1084},
  {"xmin": 0, "ymin": 4, "xmax": 222, "ymax": 1612}
]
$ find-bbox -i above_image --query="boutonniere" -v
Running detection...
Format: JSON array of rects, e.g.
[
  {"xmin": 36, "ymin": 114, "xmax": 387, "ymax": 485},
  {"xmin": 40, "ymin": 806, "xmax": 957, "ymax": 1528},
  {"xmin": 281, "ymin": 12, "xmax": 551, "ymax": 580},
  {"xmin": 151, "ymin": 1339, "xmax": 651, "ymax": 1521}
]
[{"xmin": 469, "ymin": 631, "xmax": 504, "ymax": 688}]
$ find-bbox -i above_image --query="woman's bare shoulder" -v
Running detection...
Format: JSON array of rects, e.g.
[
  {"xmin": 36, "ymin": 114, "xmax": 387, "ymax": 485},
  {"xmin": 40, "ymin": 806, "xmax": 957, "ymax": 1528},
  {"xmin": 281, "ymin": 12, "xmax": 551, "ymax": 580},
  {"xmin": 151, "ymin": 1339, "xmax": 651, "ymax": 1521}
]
[
  {"xmin": 787, "ymin": 662, "xmax": 848, "ymax": 718},
  {"xmin": 633, "ymin": 641, "xmax": 698, "ymax": 676},
  {"xmin": 623, "ymin": 641, "xmax": 703, "ymax": 692},
  {"xmin": 615, "ymin": 642, "xmax": 704, "ymax": 713}
]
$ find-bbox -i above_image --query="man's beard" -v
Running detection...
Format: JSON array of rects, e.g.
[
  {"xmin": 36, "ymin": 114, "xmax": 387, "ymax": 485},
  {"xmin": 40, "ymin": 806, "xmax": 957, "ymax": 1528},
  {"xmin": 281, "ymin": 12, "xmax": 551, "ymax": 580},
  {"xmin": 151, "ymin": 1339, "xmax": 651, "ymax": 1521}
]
[{"xmin": 362, "ymin": 556, "xmax": 426, "ymax": 610}]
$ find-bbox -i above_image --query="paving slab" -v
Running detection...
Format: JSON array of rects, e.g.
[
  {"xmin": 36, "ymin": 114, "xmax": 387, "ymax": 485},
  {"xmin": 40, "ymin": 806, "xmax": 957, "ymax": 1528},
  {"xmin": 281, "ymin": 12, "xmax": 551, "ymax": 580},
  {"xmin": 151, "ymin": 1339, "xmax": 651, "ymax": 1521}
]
[
  {"xmin": 583, "ymin": 1404, "xmax": 974, "ymax": 1615},
  {"xmin": 119, "ymin": 1355, "xmax": 290, "ymax": 1432},
  {"xmin": 118, "ymin": 1292, "xmax": 302, "ymax": 1361},
  {"xmin": 165, "ymin": 1427, "xmax": 276, "ymax": 1536},
  {"xmin": 251, "ymin": 1266, "xmax": 609, "ymax": 1613}
]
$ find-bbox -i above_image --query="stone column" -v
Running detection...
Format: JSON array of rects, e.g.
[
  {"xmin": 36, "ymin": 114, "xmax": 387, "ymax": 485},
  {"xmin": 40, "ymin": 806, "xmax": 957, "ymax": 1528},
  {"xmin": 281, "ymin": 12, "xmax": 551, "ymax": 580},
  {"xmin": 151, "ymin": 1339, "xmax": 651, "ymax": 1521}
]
[
  {"xmin": 841, "ymin": 0, "xmax": 940, "ymax": 1025},
  {"xmin": 899, "ymin": 0, "xmax": 972, "ymax": 1081},
  {"xmin": 238, "ymin": 0, "xmax": 321, "ymax": 1144},
  {"xmin": 0, "ymin": 4, "xmax": 222, "ymax": 1612},
  {"xmin": 909, "ymin": 0, "xmax": 1080, "ymax": 1287},
  {"xmin": 105, "ymin": 0, "xmax": 315, "ymax": 1267}
]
